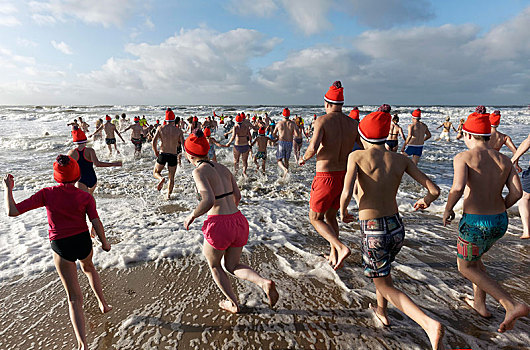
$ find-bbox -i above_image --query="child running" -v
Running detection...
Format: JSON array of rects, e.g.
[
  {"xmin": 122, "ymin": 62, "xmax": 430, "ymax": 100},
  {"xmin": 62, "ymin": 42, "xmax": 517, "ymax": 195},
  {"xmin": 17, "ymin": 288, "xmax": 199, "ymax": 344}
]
[
  {"xmin": 339, "ymin": 106, "xmax": 445, "ymax": 350},
  {"xmin": 183, "ymin": 130, "xmax": 279, "ymax": 313},
  {"xmin": 251, "ymin": 127, "xmax": 269, "ymax": 174},
  {"xmin": 443, "ymin": 109, "xmax": 529, "ymax": 332},
  {"xmin": 204, "ymin": 127, "xmax": 228, "ymax": 162},
  {"xmin": 3, "ymin": 155, "xmax": 112, "ymax": 350}
]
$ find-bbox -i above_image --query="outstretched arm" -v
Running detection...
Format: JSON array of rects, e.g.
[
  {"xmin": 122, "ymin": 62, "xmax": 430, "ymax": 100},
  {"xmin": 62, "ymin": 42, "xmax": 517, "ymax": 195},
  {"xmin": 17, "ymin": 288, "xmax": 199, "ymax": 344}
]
[
  {"xmin": 89, "ymin": 125, "xmax": 103, "ymax": 138},
  {"xmin": 3, "ymin": 174, "xmax": 20, "ymax": 216},
  {"xmin": 115, "ymin": 128, "xmax": 125, "ymax": 142},
  {"xmin": 339, "ymin": 153, "xmax": 358, "ymax": 222},
  {"xmin": 89, "ymin": 149, "xmax": 122, "ymax": 167},
  {"xmin": 443, "ymin": 154, "xmax": 467, "ymax": 226}
]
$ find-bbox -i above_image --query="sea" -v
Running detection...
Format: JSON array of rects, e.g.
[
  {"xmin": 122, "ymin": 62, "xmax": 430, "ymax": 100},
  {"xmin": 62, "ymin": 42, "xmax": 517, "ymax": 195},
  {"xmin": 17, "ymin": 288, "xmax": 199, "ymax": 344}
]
[{"xmin": 0, "ymin": 105, "xmax": 528, "ymax": 349}]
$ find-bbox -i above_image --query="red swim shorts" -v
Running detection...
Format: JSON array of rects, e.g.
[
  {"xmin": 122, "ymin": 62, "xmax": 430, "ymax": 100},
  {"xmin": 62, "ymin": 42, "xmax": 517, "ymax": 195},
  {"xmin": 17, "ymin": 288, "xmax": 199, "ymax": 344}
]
[
  {"xmin": 201, "ymin": 211, "xmax": 249, "ymax": 251},
  {"xmin": 309, "ymin": 171, "xmax": 346, "ymax": 213}
]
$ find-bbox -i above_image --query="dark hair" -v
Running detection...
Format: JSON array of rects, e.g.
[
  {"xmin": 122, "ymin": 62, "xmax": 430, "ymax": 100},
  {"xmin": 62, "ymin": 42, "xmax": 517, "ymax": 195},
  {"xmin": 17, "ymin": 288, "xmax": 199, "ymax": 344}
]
[
  {"xmin": 472, "ymin": 135, "xmax": 490, "ymax": 142},
  {"xmin": 56, "ymin": 154, "xmax": 70, "ymax": 166},
  {"xmin": 176, "ymin": 117, "xmax": 181, "ymax": 123}
]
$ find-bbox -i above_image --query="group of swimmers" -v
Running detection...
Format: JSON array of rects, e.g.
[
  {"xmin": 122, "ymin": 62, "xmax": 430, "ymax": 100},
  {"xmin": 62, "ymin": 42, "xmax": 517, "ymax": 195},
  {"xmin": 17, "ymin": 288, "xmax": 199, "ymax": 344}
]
[{"xmin": 3, "ymin": 81, "xmax": 530, "ymax": 349}]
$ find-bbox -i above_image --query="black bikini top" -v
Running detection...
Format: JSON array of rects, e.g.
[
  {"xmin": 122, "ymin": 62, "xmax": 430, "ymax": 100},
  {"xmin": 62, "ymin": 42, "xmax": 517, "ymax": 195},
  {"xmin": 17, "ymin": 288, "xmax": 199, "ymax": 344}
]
[{"xmin": 197, "ymin": 160, "xmax": 234, "ymax": 200}]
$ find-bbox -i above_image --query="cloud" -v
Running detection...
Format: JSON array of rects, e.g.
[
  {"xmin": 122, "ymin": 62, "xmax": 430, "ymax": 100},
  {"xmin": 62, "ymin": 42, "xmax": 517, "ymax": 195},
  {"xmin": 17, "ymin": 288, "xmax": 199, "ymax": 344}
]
[
  {"xmin": 278, "ymin": 0, "xmax": 331, "ymax": 35},
  {"xmin": 227, "ymin": 0, "xmax": 278, "ymax": 17},
  {"xmin": 0, "ymin": 1, "xmax": 20, "ymax": 26},
  {"xmin": 144, "ymin": 16, "xmax": 154, "ymax": 30},
  {"xmin": 17, "ymin": 38, "xmax": 39, "ymax": 48},
  {"xmin": 51, "ymin": 40, "xmax": 73, "ymax": 55}
]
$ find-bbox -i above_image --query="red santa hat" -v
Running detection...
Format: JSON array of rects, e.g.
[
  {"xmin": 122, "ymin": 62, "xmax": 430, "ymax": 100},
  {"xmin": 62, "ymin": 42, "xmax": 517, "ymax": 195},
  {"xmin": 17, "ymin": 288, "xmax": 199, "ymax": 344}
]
[
  {"xmin": 411, "ymin": 109, "xmax": 421, "ymax": 118},
  {"xmin": 358, "ymin": 107, "xmax": 391, "ymax": 143},
  {"xmin": 235, "ymin": 114, "xmax": 244, "ymax": 123},
  {"xmin": 71, "ymin": 128, "xmax": 87, "ymax": 144},
  {"xmin": 166, "ymin": 108, "xmax": 175, "ymax": 121},
  {"xmin": 105, "ymin": 115, "xmax": 111, "ymax": 121},
  {"xmin": 203, "ymin": 127, "xmax": 211, "ymax": 137},
  {"xmin": 53, "ymin": 155, "xmax": 80, "ymax": 183},
  {"xmin": 283, "ymin": 108, "xmax": 290, "ymax": 117},
  {"xmin": 349, "ymin": 107, "xmax": 360, "ymax": 120},
  {"xmin": 252, "ymin": 116, "xmax": 257, "ymax": 121},
  {"xmin": 324, "ymin": 81, "xmax": 344, "ymax": 104},
  {"xmin": 258, "ymin": 127, "xmax": 265, "ymax": 135},
  {"xmin": 184, "ymin": 130, "xmax": 210, "ymax": 157},
  {"xmin": 490, "ymin": 110, "xmax": 501, "ymax": 127},
  {"xmin": 463, "ymin": 111, "xmax": 491, "ymax": 136},
  {"xmin": 192, "ymin": 116, "xmax": 198, "ymax": 122}
]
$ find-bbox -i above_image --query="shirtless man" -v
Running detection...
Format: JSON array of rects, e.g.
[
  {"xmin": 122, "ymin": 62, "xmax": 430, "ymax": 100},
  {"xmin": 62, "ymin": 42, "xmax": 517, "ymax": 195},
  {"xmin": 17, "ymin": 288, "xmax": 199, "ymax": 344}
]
[
  {"xmin": 78, "ymin": 117, "xmax": 90, "ymax": 134},
  {"xmin": 511, "ymin": 133, "xmax": 530, "ymax": 239},
  {"xmin": 90, "ymin": 115, "xmax": 125, "ymax": 155},
  {"xmin": 339, "ymin": 107, "xmax": 444, "ymax": 350},
  {"xmin": 273, "ymin": 108, "xmax": 297, "ymax": 178},
  {"xmin": 443, "ymin": 110, "xmax": 528, "ymax": 333},
  {"xmin": 401, "ymin": 109, "xmax": 431, "ymax": 165},
  {"xmin": 436, "ymin": 117, "xmax": 457, "ymax": 141},
  {"xmin": 263, "ymin": 112, "xmax": 272, "ymax": 127},
  {"xmin": 489, "ymin": 110, "xmax": 518, "ymax": 155},
  {"xmin": 123, "ymin": 116, "xmax": 145, "ymax": 157},
  {"xmin": 385, "ymin": 115, "xmax": 405, "ymax": 152},
  {"xmin": 299, "ymin": 81, "xmax": 358, "ymax": 269},
  {"xmin": 226, "ymin": 114, "xmax": 251, "ymax": 177},
  {"xmin": 152, "ymin": 108, "xmax": 184, "ymax": 199}
]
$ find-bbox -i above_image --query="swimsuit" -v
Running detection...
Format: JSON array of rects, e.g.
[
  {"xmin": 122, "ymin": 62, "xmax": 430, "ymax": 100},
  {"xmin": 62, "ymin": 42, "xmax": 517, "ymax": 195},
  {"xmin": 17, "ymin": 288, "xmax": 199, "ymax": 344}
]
[
  {"xmin": 360, "ymin": 214, "xmax": 405, "ymax": 278},
  {"xmin": 255, "ymin": 151, "xmax": 267, "ymax": 160},
  {"xmin": 276, "ymin": 140, "xmax": 292, "ymax": 161},
  {"xmin": 385, "ymin": 140, "xmax": 398, "ymax": 148},
  {"xmin": 521, "ymin": 167, "xmax": 530, "ymax": 194},
  {"xmin": 457, "ymin": 212, "xmax": 508, "ymax": 261},
  {"xmin": 131, "ymin": 138, "xmax": 142, "ymax": 151},
  {"xmin": 50, "ymin": 231, "xmax": 92, "ymax": 262},
  {"xmin": 76, "ymin": 149, "xmax": 97, "ymax": 188},
  {"xmin": 234, "ymin": 144, "xmax": 250, "ymax": 154},
  {"xmin": 309, "ymin": 170, "xmax": 346, "ymax": 213},
  {"xmin": 157, "ymin": 152, "xmax": 179, "ymax": 167},
  {"xmin": 105, "ymin": 138, "xmax": 116, "ymax": 145},
  {"xmin": 405, "ymin": 145, "xmax": 423, "ymax": 157},
  {"xmin": 294, "ymin": 138, "xmax": 303, "ymax": 145},
  {"xmin": 202, "ymin": 211, "xmax": 249, "ymax": 251},
  {"xmin": 439, "ymin": 130, "xmax": 450, "ymax": 141}
]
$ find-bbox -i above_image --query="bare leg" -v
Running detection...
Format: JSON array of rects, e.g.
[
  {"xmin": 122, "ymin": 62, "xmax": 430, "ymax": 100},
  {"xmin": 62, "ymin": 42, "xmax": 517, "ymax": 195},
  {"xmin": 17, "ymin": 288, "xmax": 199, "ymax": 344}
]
[
  {"xmin": 261, "ymin": 159, "xmax": 266, "ymax": 174},
  {"xmin": 224, "ymin": 246, "xmax": 279, "ymax": 307},
  {"xmin": 114, "ymin": 144, "xmax": 120, "ymax": 154},
  {"xmin": 463, "ymin": 260, "xmax": 491, "ymax": 317},
  {"xmin": 373, "ymin": 275, "xmax": 445, "ymax": 350},
  {"xmin": 107, "ymin": 144, "xmax": 112, "ymax": 155},
  {"xmin": 457, "ymin": 258, "xmax": 529, "ymax": 332},
  {"xmin": 277, "ymin": 160, "xmax": 288, "ymax": 178},
  {"xmin": 166, "ymin": 165, "xmax": 177, "ymax": 199},
  {"xmin": 519, "ymin": 191, "xmax": 530, "ymax": 239},
  {"xmin": 53, "ymin": 252, "xmax": 88, "ymax": 350},
  {"xmin": 242, "ymin": 151, "xmax": 249, "ymax": 177},
  {"xmin": 153, "ymin": 163, "xmax": 166, "ymax": 191},
  {"xmin": 233, "ymin": 148, "xmax": 241, "ymax": 176},
  {"xmin": 371, "ymin": 288, "xmax": 390, "ymax": 326},
  {"xmin": 79, "ymin": 250, "xmax": 112, "ymax": 313},
  {"xmin": 309, "ymin": 209, "xmax": 350, "ymax": 270},
  {"xmin": 412, "ymin": 155, "xmax": 420, "ymax": 165}
]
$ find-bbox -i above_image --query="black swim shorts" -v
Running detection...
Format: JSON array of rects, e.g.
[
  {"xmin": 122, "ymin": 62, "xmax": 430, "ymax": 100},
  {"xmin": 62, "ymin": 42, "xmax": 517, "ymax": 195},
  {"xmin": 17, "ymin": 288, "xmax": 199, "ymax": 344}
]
[
  {"xmin": 105, "ymin": 138, "xmax": 116, "ymax": 145},
  {"xmin": 50, "ymin": 231, "xmax": 92, "ymax": 262},
  {"xmin": 157, "ymin": 152, "xmax": 179, "ymax": 167}
]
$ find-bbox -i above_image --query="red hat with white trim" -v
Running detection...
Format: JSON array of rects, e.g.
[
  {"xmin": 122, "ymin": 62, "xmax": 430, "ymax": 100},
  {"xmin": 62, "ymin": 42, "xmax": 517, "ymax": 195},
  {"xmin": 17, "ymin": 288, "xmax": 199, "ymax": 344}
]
[
  {"xmin": 463, "ymin": 107, "xmax": 491, "ymax": 136},
  {"xmin": 411, "ymin": 109, "xmax": 421, "ymax": 118},
  {"xmin": 489, "ymin": 110, "xmax": 501, "ymax": 127},
  {"xmin": 71, "ymin": 128, "xmax": 87, "ymax": 144},
  {"xmin": 358, "ymin": 105, "xmax": 391, "ymax": 143},
  {"xmin": 349, "ymin": 107, "xmax": 359, "ymax": 120},
  {"xmin": 184, "ymin": 130, "xmax": 210, "ymax": 157},
  {"xmin": 203, "ymin": 127, "xmax": 211, "ymax": 137},
  {"xmin": 235, "ymin": 114, "xmax": 244, "ymax": 123},
  {"xmin": 192, "ymin": 116, "xmax": 198, "ymax": 122},
  {"xmin": 53, "ymin": 155, "xmax": 80, "ymax": 183},
  {"xmin": 283, "ymin": 108, "xmax": 290, "ymax": 117},
  {"xmin": 324, "ymin": 81, "xmax": 344, "ymax": 104},
  {"xmin": 165, "ymin": 108, "xmax": 175, "ymax": 121}
]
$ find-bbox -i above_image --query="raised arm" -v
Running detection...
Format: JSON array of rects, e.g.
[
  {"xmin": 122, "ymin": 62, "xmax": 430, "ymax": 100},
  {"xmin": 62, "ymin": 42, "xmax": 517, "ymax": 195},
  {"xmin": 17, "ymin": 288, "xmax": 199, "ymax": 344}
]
[
  {"xmin": 339, "ymin": 153, "xmax": 358, "ymax": 222},
  {"xmin": 3, "ymin": 174, "xmax": 20, "ymax": 216},
  {"xmin": 443, "ymin": 154, "xmax": 467, "ymax": 226}
]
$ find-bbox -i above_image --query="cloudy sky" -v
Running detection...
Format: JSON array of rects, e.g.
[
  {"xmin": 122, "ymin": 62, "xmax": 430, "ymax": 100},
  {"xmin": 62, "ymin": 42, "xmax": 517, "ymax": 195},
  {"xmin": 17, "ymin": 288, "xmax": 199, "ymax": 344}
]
[{"xmin": 0, "ymin": 0, "xmax": 529, "ymax": 105}]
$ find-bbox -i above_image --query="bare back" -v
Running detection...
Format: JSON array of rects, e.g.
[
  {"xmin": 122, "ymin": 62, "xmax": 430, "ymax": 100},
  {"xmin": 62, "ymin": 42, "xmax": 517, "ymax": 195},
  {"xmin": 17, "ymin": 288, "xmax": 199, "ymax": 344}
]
[
  {"xmin": 129, "ymin": 124, "xmax": 144, "ymax": 139},
  {"xmin": 275, "ymin": 119, "xmax": 296, "ymax": 142},
  {"xmin": 387, "ymin": 122, "xmax": 402, "ymax": 141},
  {"xmin": 489, "ymin": 129, "xmax": 508, "ymax": 151},
  {"xmin": 407, "ymin": 120, "xmax": 429, "ymax": 145},
  {"xmin": 103, "ymin": 122, "xmax": 117, "ymax": 138},
  {"xmin": 194, "ymin": 161, "xmax": 240, "ymax": 215},
  {"xmin": 233, "ymin": 124, "xmax": 251, "ymax": 146},
  {"xmin": 155, "ymin": 124, "xmax": 181, "ymax": 154}
]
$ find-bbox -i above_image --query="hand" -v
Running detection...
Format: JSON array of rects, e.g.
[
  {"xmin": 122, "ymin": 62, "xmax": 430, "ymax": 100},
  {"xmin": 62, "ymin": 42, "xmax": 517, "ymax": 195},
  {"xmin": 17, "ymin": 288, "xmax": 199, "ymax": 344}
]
[
  {"xmin": 298, "ymin": 158, "xmax": 306, "ymax": 166},
  {"xmin": 514, "ymin": 161, "xmax": 522, "ymax": 173},
  {"xmin": 184, "ymin": 213, "xmax": 195, "ymax": 230},
  {"xmin": 340, "ymin": 210, "xmax": 355, "ymax": 223},
  {"xmin": 3, "ymin": 174, "xmax": 14, "ymax": 189},
  {"xmin": 102, "ymin": 241, "xmax": 111, "ymax": 251},
  {"xmin": 443, "ymin": 209, "xmax": 455, "ymax": 226},
  {"xmin": 115, "ymin": 161, "xmax": 123, "ymax": 167},
  {"xmin": 413, "ymin": 198, "xmax": 430, "ymax": 211}
]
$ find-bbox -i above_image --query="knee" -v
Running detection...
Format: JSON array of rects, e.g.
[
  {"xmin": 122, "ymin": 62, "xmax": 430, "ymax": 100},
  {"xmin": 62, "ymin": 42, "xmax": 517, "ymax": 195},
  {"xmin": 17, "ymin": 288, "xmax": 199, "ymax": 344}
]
[
  {"xmin": 457, "ymin": 259, "xmax": 471, "ymax": 276},
  {"xmin": 67, "ymin": 291, "xmax": 83, "ymax": 305},
  {"xmin": 80, "ymin": 261, "xmax": 95, "ymax": 274}
]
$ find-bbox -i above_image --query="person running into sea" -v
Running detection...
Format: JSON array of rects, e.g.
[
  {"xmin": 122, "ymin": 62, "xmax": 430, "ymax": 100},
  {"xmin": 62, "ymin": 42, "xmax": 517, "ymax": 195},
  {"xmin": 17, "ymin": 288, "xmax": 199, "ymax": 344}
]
[
  {"xmin": 92, "ymin": 118, "xmax": 103, "ymax": 141},
  {"xmin": 401, "ymin": 109, "xmax": 431, "ymax": 165},
  {"xmin": 152, "ymin": 108, "xmax": 184, "ymax": 199},
  {"xmin": 512, "ymin": 132, "xmax": 530, "ymax": 239},
  {"xmin": 339, "ymin": 107, "xmax": 444, "ymax": 350},
  {"xmin": 436, "ymin": 117, "xmax": 457, "ymax": 141},
  {"xmin": 251, "ymin": 127, "xmax": 269, "ymax": 174},
  {"xmin": 385, "ymin": 114, "xmax": 406, "ymax": 152},
  {"xmin": 204, "ymin": 127, "xmax": 229, "ymax": 162},
  {"xmin": 443, "ymin": 111, "xmax": 529, "ymax": 333},
  {"xmin": 273, "ymin": 108, "xmax": 297, "ymax": 179},
  {"xmin": 78, "ymin": 117, "xmax": 89, "ymax": 134},
  {"xmin": 90, "ymin": 115, "xmax": 125, "ymax": 155},
  {"xmin": 488, "ymin": 110, "xmax": 518, "ymax": 155},
  {"xmin": 3, "ymin": 156, "xmax": 112, "ymax": 350},
  {"xmin": 226, "ymin": 114, "xmax": 251, "ymax": 177},
  {"xmin": 183, "ymin": 130, "xmax": 279, "ymax": 313},
  {"xmin": 455, "ymin": 118, "xmax": 465, "ymax": 140},
  {"xmin": 293, "ymin": 115, "xmax": 308, "ymax": 164},
  {"xmin": 122, "ymin": 116, "xmax": 145, "ymax": 157},
  {"xmin": 299, "ymin": 81, "xmax": 358, "ymax": 269}
]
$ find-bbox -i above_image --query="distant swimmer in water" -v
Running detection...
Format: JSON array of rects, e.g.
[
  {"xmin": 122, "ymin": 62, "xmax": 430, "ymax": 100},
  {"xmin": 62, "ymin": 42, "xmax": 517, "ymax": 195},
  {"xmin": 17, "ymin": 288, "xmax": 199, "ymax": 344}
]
[
  {"xmin": 385, "ymin": 114, "xmax": 405, "ymax": 152},
  {"xmin": 443, "ymin": 108, "xmax": 529, "ymax": 333},
  {"xmin": 226, "ymin": 114, "xmax": 251, "ymax": 177},
  {"xmin": 90, "ymin": 115, "xmax": 125, "ymax": 155},
  {"xmin": 122, "ymin": 116, "xmax": 145, "ymax": 158},
  {"xmin": 455, "ymin": 118, "xmax": 465, "ymax": 140},
  {"xmin": 340, "ymin": 107, "xmax": 444, "ymax": 350},
  {"xmin": 151, "ymin": 108, "xmax": 184, "ymax": 199},
  {"xmin": 250, "ymin": 127, "xmax": 269, "ymax": 174},
  {"xmin": 273, "ymin": 108, "xmax": 297, "ymax": 179},
  {"xmin": 488, "ymin": 110, "xmax": 518, "ymax": 156},
  {"xmin": 436, "ymin": 117, "xmax": 457, "ymax": 141},
  {"xmin": 401, "ymin": 109, "xmax": 431, "ymax": 165},
  {"xmin": 299, "ymin": 81, "xmax": 360, "ymax": 270},
  {"xmin": 3, "ymin": 156, "xmax": 112, "ymax": 350},
  {"xmin": 203, "ymin": 127, "xmax": 229, "ymax": 162},
  {"xmin": 511, "ymin": 132, "xmax": 530, "ymax": 239},
  {"xmin": 183, "ymin": 130, "xmax": 279, "ymax": 314}
]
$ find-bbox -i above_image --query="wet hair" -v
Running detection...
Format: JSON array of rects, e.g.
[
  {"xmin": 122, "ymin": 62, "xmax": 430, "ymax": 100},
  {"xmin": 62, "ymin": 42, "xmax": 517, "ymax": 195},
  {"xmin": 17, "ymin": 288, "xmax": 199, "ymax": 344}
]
[{"xmin": 56, "ymin": 154, "xmax": 71, "ymax": 166}]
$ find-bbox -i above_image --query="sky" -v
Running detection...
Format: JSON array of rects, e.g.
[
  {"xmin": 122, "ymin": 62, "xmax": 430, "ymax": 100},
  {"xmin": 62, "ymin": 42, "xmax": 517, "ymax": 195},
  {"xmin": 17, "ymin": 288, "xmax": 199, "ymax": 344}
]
[{"xmin": 0, "ymin": 0, "xmax": 529, "ymax": 106}]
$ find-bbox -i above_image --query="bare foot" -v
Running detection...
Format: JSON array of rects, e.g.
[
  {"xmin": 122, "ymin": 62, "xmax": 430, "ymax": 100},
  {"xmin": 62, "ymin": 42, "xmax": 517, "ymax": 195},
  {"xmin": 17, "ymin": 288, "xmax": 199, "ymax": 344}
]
[
  {"xmin": 521, "ymin": 234, "xmax": 530, "ymax": 239},
  {"xmin": 219, "ymin": 300, "xmax": 239, "ymax": 314},
  {"xmin": 156, "ymin": 178, "xmax": 166, "ymax": 191},
  {"xmin": 263, "ymin": 280, "xmax": 279, "ymax": 307},
  {"xmin": 425, "ymin": 320, "xmax": 445, "ymax": 350},
  {"xmin": 499, "ymin": 303, "xmax": 529, "ymax": 333},
  {"xmin": 99, "ymin": 303, "xmax": 113, "ymax": 313},
  {"xmin": 464, "ymin": 296, "xmax": 491, "ymax": 318},
  {"xmin": 166, "ymin": 193, "xmax": 171, "ymax": 200},
  {"xmin": 333, "ymin": 246, "xmax": 351, "ymax": 270},
  {"xmin": 325, "ymin": 248, "xmax": 337, "ymax": 267},
  {"xmin": 369, "ymin": 303, "xmax": 390, "ymax": 327}
]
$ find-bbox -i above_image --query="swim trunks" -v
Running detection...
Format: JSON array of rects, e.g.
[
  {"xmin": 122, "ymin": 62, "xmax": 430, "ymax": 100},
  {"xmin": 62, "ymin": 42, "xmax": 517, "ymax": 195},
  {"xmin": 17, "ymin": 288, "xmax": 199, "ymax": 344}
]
[
  {"xmin": 522, "ymin": 167, "xmax": 530, "ymax": 194},
  {"xmin": 385, "ymin": 140, "xmax": 398, "ymax": 148},
  {"xmin": 360, "ymin": 214, "xmax": 405, "ymax": 278},
  {"xmin": 50, "ymin": 230, "xmax": 92, "ymax": 262},
  {"xmin": 105, "ymin": 138, "xmax": 116, "ymax": 145},
  {"xmin": 76, "ymin": 149, "xmax": 97, "ymax": 188},
  {"xmin": 309, "ymin": 170, "xmax": 346, "ymax": 213},
  {"xmin": 140, "ymin": 135, "xmax": 147, "ymax": 144},
  {"xmin": 131, "ymin": 138, "xmax": 142, "ymax": 151},
  {"xmin": 255, "ymin": 151, "xmax": 267, "ymax": 160},
  {"xmin": 201, "ymin": 211, "xmax": 249, "ymax": 251},
  {"xmin": 276, "ymin": 140, "xmax": 293, "ymax": 161},
  {"xmin": 439, "ymin": 131, "xmax": 450, "ymax": 141},
  {"xmin": 234, "ymin": 144, "xmax": 250, "ymax": 154},
  {"xmin": 457, "ymin": 212, "xmax": 508, "ymax": 261},
  {"xmin": 405, "ymin": 145, "xmax": 423, "ymax": 157},
  {"xmin": 294, "ymin": 138, "xmax": 303, "ymax": 145},
  {"xmin": 157, "ymin": 152, "xmax": 179, "ymax": 167}
]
